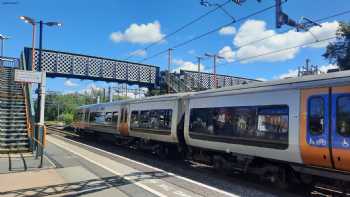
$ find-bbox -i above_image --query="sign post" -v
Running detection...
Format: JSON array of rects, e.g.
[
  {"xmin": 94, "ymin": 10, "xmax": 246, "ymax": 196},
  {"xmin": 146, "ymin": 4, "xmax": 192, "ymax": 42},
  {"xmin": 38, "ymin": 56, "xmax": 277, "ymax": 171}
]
[{"xmin": 15, "ymin": 69, "xmax": 46, "ymax": 167}]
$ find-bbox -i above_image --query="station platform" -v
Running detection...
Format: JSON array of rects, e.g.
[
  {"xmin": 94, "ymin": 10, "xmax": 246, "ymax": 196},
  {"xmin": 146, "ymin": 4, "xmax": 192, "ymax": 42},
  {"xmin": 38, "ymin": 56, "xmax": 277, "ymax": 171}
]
[
  {"xmin": 0, "ymin": 153, "xmax": 54, "ymax": 173},
  {"xmin": 0, "ymin": 134, "xmax": 252, "ymax": 197}
]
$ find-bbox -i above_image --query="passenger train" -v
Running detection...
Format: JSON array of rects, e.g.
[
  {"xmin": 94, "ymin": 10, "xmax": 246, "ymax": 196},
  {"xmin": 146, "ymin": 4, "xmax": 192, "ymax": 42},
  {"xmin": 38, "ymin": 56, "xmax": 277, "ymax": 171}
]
[{"xmin": 72, "ymin": 70, "xmax": 350, "ymax": 188}]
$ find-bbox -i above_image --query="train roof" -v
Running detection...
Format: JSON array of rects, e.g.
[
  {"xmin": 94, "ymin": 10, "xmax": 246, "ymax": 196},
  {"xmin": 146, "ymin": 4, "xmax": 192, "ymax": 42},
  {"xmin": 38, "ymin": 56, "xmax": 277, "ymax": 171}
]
[
  {"xmin": 79, "ymin": 70, "xmax": 350, "ymax": 110},
  {"xmin": 190, "ymin": 70, "xmax": 350, "ymax": 98},
  {"xmin": 78, "ymin": 92, "xmax": 191, "ymax": 110}
]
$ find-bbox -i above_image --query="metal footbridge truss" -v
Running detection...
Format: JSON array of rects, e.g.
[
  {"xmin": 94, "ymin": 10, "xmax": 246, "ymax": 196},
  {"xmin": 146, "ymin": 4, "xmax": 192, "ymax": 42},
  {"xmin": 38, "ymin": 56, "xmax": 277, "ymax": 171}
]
[
  {"xmin": 180, "ymin": 70, "xmax": 260, "ymax": 91},
  {"xmin": 23, "ymin": 48, "xmax": 159, "ymax": 88}
]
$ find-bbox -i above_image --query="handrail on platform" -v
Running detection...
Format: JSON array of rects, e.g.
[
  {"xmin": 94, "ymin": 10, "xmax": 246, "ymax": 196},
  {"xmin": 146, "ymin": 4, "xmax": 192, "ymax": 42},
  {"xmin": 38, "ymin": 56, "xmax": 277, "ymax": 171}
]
[{"xmin": 20, "ymin": 52, "xmax": 45, "ymax": 168}]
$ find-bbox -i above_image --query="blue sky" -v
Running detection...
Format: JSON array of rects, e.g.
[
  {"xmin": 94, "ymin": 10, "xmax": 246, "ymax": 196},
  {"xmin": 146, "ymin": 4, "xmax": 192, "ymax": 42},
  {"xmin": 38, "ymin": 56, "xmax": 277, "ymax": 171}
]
[{"xmin": 1, "ymin": 0, "xmax": 349, "ymax": 93}]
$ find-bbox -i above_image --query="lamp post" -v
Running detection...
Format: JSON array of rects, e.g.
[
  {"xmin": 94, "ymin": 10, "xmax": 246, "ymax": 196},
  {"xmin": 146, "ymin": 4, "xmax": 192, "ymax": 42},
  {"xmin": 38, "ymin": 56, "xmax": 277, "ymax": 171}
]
[
  {"xmin": 205, "ymin": 53, "xmax": 223, "ymax": 88},
  {"xmin": 0, "ymin": 34, "xmax": 10, "ymax": 67},
  {"xmin": 20, "ymin": 16, "xmax": 61, "ymax": 70},
  {"xmin": 0, "ymin": 34, "xmax": 10, "ymax": 58},
  {"xmin": 20, "ymin": 16, "xmax": 62, "ymax": 166}
]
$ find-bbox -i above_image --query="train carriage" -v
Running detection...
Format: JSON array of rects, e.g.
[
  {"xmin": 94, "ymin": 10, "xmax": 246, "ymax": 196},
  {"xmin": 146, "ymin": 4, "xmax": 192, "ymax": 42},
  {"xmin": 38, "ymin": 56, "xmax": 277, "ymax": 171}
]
[
  {"xmin": 126, "ymin": 93, "xmax": 187, "ymax": 144},
  {"xmin": 75, "ymin": 102, "xmax": 121, "ymax": 135},
  {"xmin": 184, "ymin": 70, "xmax": 350, "ymax": 182},
  {"xmin": 72, "ymin": 70, "xmax": 350, "ymax": 188}
]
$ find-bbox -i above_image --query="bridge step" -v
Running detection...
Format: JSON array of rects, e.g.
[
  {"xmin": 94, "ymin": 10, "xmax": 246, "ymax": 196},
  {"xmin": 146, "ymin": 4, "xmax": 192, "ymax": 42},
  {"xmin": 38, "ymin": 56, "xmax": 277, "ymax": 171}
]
[{"xmin": 0, "ymin": 67, "xmax": 30, "ymax": 153}]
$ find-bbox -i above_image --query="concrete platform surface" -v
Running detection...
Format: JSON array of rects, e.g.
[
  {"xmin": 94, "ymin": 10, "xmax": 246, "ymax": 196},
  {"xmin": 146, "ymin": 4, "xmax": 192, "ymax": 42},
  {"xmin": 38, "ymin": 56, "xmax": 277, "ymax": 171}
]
[
  {"xmin": 0, "ymin": 166, "xmax": 127, "ymax": 197},
  {"xmin": 0, "ymin": 153, "xmax": 54, "ymax": 173}
]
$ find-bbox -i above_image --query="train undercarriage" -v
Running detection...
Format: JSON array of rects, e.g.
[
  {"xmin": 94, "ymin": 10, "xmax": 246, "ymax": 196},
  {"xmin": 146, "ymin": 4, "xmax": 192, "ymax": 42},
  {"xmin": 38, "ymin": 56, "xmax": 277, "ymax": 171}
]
[{"xmin": 74, "ymin": 127, "xmax": 350, "ymax": 195}]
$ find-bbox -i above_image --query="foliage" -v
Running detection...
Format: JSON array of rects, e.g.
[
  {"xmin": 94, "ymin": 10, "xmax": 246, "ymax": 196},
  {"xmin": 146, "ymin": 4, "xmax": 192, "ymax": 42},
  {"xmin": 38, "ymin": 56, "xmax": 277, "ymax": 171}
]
[
  {"xmin": 44, "ymin": 88, "xmax": 131, "ymax": 125},
  {"xmin": 62, "ymin": 113, "xmax": 74, "ymax": 124},
  {"xmin": 323, "ymin": 22, "xmax": 350, "ymax": 70}
]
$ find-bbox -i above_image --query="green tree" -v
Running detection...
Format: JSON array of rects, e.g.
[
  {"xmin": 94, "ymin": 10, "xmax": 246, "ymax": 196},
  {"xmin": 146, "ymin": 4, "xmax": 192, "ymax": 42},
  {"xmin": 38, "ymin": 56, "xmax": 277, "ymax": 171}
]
[
  {"xmin": 44, "ymin": 88, "xmax": 133, "ymax": 125},
  {"xmin": 323, "ymin": 22, "xmax": 350, "ymax": 70}
]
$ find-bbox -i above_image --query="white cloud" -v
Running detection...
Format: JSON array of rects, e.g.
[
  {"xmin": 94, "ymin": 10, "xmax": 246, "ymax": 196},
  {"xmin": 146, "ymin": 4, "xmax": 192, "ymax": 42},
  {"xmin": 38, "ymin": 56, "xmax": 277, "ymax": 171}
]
[
  {"xmin": 319, "ymin": 64, "xmax": 338, "ymax": 73},
  {"xmin": 64, "ymin": 79, "xmax": 78, "ymax": 87},
  {"xmin": 276, "ymin": 64, "xmax": 339, "ymax": 79},
  {"xmin": 277, "ymin": 69, "xmax": 299, "ymax": 79},
  {"xmin": 110, "ymin": 21, "xmax": 165, "ymax": 44},
  {"xmin": 256, "ymin": 78, "xmax": 267, "ymax": 81},
  {"xmin": 129, "ymin": 49, "xmax": 147, "ymax": 57},
  {"xmin": 233, "ymin": 20, "xmax": 339, "ymax": 63},
  {"xmin": 173, "ymin": 59, "xmax": 205, "ymax": 73},
  {"xmin": 80, "ymin": 83, "xmax": 102, "ymax": 95},
  {"xmin": 219, "ymin": 26, "xmax": 236, "ymax": 35},
  {"xmin": 218, "ymin": 46, "xmax": 235, "ymax": 63}
]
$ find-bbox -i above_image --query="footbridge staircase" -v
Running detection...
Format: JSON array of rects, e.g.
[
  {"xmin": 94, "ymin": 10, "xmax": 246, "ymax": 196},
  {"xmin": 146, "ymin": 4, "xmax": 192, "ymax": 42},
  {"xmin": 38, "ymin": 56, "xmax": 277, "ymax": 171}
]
[
  {"xmin": 0, "ymin": 58, "xmax": 32, "ymax": 153},
  {"xmin": 0, "ymin": 57, "xmax": 33, "ymax": 154}
]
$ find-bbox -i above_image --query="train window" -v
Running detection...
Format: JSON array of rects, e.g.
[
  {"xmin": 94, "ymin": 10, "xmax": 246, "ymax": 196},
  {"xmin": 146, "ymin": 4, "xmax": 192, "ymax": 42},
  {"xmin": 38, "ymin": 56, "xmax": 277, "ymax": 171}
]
[
  {"xmin": 233, "ymin": 107, "xmax": 257, "ymax": 137},
  {"xmin": 89, "ymin": 112, "xmax": 95, "ymax": 122},
  {"xmin": 159, "ymin": 110, "xmax": 172, "ymax": 130},
  {"xmin": 337, "ymin": 96, "xmax": 350, "ymax": 137},
  {"xmin": 257, "ymin": 106, "xmax": 289, "ymax": 141},
  {"xmin": 131, "ymin": 111, "xmax": 139, "ymax": 129},
  {"xmin": 189, "ymin": 105, "xmax": 289, "ymax": 149},
  {"xmin": 94, "ymin": 112, "xmax": 105, "ymax": 123},
  {"xmin": 308, "ymin": 97, "xmax": 325, "ymax": 135},
  {"xmin": 112, "ymin": 112, "xmax": 118, "ymax": 123},
  {"xmin": 105, "ymin": 112, "xmax": 112, "ymax": 123},
  {"xmin": 131, "ymin": 109, "xmax": 172, "ymax": 131},
  {"xmin": 190, "ymin": 108, "xmax": 215, "ymax": 135},
  {"xmin": 140, "ymin": 111, "xmax": 150, "ymax": 128}
]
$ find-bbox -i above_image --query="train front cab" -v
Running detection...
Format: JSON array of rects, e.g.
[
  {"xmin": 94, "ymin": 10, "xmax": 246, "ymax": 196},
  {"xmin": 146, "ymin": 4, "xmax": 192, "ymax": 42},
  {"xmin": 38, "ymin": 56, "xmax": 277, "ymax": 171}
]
[
  {"xmin": 118, "ymin": 105, "xmax": 129, "ymax": 136},
  {"xmin": 300, "ymin": 85, "xmax": 350, "ymax": 172}
]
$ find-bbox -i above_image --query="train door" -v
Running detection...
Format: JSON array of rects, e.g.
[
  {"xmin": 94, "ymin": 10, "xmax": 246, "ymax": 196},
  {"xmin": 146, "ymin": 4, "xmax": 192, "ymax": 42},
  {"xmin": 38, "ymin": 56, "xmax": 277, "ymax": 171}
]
[
  {"xmin": 119, "ymin": 106, "xmax": 129, "ymax": 136},
  {"xmin": 331, "ymin": 86, "xmax": 350, "ymax": 171},
  {"xmin": 300, "ymin": 88, "xmax": 333, "ymax": 168}
]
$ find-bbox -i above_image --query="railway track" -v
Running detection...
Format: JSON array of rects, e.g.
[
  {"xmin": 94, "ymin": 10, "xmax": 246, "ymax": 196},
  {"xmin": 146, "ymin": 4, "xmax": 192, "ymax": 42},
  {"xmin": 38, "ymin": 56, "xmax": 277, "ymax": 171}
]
[
  {"xmin": 47, "ymin": 126, "xmax": 349, "ymax": 197},
  {"xmin": 311, "ymin": 184, "xmax": 350, "ymax": 197}
]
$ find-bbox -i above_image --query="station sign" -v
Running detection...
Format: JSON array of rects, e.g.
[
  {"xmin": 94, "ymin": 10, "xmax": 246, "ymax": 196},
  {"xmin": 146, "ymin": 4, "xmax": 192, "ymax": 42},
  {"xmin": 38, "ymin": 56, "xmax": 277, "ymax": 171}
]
[{"xmin": 14, "ymin": 69, "xmax": 43, "ymax": 84}]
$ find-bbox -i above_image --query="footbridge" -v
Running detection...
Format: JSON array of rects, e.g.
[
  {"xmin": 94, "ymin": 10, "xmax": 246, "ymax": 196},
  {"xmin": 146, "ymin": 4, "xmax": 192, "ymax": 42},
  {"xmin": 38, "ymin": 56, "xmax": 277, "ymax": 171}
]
[{"xmin": 22, "ymin": 48, "xmax": 159, "ymax": 88}]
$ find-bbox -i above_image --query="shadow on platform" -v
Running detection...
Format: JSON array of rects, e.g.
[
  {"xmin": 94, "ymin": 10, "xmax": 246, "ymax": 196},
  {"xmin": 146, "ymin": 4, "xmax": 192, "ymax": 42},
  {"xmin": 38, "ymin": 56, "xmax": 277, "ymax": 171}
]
[
  {"xmin": 0, "ymin": 170, "xmax": 170, "ymax": 197},
  {"xmin": 0, "ymin": 153, "xmax": 54, "ymax": 174}
]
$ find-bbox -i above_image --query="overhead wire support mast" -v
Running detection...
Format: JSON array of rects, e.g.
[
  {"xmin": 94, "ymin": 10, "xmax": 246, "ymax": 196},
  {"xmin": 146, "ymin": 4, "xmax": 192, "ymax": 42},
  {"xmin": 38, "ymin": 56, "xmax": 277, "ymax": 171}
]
[
  {"xmin": 167, "ymin": 48, "xmax": 173, "ymax": 94},
  {"xmin": 205, "ymin": 53, "xmax": 224, "ymax": 88}
]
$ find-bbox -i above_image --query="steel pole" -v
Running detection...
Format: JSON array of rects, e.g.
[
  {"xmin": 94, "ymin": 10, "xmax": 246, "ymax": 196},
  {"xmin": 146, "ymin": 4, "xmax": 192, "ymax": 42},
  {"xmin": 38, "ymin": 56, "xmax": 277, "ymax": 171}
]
[
  {"xmin": 0, "ymin": 38, "xmax": 3, "ymax": 57},
  {"xmin": 35, "ymin": 21, "xmax": 44, "ymax": 160},
  {"xmin": 167, "ymin": 48, "xmax": 172, "ymax": 94},
  {"xmin": 31, "ymin": 23, "xmax": 36, "ymax": 70},
  {"xmin": 213, "ymin": 56, "xmax": 217, "ymax": 88},
  {"xmin": 197, "ymin": 57, "xmax": 202, "ymax": 90},
  {"xmin": 36, "ymin": 21, "xmax": 43, "ymax": 122},
  {"xmin": 0, "ymin": 39, "xmax": 3, "ymax": 67},
  {"xmin": 57, "ymin": 104, "xmax": 60, "ymax": 121}
]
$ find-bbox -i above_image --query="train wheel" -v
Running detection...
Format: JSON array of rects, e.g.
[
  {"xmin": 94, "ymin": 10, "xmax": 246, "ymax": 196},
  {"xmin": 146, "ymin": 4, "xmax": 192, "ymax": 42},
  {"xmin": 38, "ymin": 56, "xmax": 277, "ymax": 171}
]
[
  {"xmin": 156, "ymin": 145, "xmax": 169, "ymax": 159},
  {"xmin": 270, "ymin": 167, "xmax": 289, "ymax": 190},
  {"xmin": 260, "ymin": 165, "xmax": 289, "ymax": 190},
  {"xmin": 213, "ymin": 156, "xmax": 223, "ymax": 170}
]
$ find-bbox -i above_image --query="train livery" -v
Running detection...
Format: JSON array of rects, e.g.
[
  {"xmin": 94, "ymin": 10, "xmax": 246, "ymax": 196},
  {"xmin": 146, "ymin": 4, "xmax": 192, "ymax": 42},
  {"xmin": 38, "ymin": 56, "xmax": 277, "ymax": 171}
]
[{"xmin": 72, "ymin": 70, "xmax": 350, "ymax": 188}]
